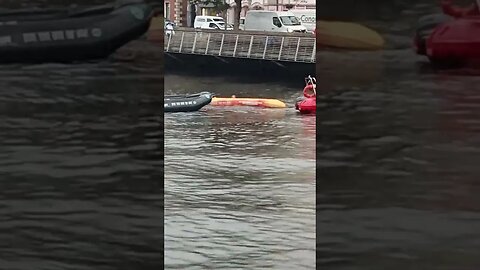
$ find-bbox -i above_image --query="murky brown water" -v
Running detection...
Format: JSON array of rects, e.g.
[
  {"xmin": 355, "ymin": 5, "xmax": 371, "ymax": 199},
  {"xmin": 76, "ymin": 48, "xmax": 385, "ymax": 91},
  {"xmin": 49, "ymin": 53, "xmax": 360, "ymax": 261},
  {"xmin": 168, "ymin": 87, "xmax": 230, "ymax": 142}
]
[
  {"xmin": 318, "ymin": 1, "xmax": 480, "ymax": 269},
  {"xmin": 164, "ymin": 74, "xmax": 316, "ymax": 269},
  {"xmin": 0, "ymin": 43, "xmax": 162, "ymax": 269}
]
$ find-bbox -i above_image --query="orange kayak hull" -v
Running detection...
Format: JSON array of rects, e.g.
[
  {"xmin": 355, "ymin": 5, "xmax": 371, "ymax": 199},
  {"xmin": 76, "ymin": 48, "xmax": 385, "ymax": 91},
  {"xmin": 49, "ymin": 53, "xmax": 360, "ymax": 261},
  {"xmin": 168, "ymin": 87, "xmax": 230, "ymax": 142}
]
[{"xmin": 210, "ymin": 97, "xmax": 286, "ymax": 108}]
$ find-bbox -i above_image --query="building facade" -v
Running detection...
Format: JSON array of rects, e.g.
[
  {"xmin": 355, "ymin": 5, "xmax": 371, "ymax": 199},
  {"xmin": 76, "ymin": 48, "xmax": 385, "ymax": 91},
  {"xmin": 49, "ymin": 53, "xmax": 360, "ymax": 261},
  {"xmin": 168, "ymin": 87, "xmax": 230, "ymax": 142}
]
[
  {"xmin": 164, "ymin": 0, "xmax": 189, "ymax": 26},
  {"xmin": 165, "ymin": 0, "xmax": 316, "ymax": 26}
]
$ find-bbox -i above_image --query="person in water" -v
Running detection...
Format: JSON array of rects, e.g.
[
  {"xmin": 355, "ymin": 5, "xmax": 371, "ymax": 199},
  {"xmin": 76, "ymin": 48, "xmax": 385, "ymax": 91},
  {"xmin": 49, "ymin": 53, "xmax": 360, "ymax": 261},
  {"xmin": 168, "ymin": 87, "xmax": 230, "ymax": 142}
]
[{"xmin": 441, "ymin": 0, "xmax": 480, "ymax": 18}]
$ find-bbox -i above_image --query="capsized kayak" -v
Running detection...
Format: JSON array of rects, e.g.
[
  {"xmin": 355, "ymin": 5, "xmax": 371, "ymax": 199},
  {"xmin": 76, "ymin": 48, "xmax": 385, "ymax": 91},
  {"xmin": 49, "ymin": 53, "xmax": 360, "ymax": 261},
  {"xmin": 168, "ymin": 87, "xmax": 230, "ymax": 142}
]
[
  {"xmin": 0, "ymin": 0, "xmax": 155, "ymax": 64},
  {"xmin": 317, "ymin": 21, "xmax": 384, "ymax": 50},
  {"xmin": 426, "ymin": 16, "xmax": 480, "ymax": 67},
  {"xmin": 210, "ymin": 96, "xmax": 286, "ymax": 108},
  {"xmin": 165, "ymin": 92, "xmax": 213, "ymax": 113}
]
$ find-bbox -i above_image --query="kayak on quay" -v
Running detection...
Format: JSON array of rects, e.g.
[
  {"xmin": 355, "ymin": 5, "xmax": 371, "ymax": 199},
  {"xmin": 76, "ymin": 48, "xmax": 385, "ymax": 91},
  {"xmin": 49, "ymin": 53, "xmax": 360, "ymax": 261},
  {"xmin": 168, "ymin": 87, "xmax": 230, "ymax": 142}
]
[
  {"xmin": 317, "ymin": 20, "xmax": 384, "ymax": 50},
  {"xmin": 164, "ymin": 92, "xmax": 213, "ymax": 113},
  {"xmin": 295, "ymin": 75, "xmax": 316, "ymax": 114},
  {"xmin": 210, "ymin": 96, "xmax": 286, "ymax": 108},
  {"xmin": 0, "ymin": 0, "xmax": 157, "ymax": 64}
]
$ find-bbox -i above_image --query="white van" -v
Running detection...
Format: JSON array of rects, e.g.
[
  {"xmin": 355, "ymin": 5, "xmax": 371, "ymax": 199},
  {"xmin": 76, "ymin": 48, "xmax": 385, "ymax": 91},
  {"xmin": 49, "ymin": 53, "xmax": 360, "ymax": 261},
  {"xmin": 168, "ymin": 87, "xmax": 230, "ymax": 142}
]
[
  {"xmin": 289, "ymin": 9, "xmax": 316, "ymax": 33},
  {"xmin": 244, "ymin": 10, "xmax": 307, "ymax": 33},
  {"xmin": 194, "ymin": 16, "xmax": 225, "ymax": 29}
]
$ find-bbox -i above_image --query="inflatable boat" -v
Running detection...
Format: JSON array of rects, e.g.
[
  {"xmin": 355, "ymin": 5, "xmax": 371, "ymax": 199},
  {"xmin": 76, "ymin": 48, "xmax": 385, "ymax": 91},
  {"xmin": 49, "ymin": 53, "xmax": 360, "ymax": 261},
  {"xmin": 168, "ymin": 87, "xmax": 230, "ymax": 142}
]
[
  {"xmin": 413, "ymin": 14, "xmax": 452, "ymax": 55},
  {"xmin": 295, "ymin": 75, "xmax": 316, "ymax": 114},
  {"xmin": 210, "ymin": 96, "xmax": 286, "ymax": 108},
  {"xmin": 0, "ymin": 0, "xmax": 155, "ymax": 63},
  {"xmin": 317, "ymin": 21, "xmax": 385, "ymax": 50},
  {"xmin": 414, "ymin": 13, "xmax": 480, "ymax": 66},
  {"xmin": 165, "ymin": 92, "xmax": 213, "ymax": 113}
]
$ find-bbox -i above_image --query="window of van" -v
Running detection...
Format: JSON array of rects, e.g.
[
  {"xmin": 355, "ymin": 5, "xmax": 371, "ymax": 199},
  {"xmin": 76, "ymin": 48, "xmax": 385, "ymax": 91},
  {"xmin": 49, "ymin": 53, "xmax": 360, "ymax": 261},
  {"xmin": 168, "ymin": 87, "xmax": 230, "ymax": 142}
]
[
  {"xmin": 197, "ymin": 18, "xmax": 205, "ymax": 22},
  {"xmin": 213, "ymin": 18, "xmax": 223, "ymax": 22},
  {"xmin": 207, "ymin": 18, "xmax": 213, "ymax": 22},
  {"xmin": 280, "ymin": 16, "xmax": 301, "ymax": 26},
  {"xmin": 272, "ymin": 17, "xmax": 282, "ymax": 27}
]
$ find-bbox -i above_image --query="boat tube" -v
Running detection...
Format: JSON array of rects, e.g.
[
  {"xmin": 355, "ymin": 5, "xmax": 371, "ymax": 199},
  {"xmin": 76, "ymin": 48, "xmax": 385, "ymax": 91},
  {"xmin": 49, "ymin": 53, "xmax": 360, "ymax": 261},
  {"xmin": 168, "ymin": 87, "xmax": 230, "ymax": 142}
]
[
  {"xmin": 413, "ymin": 14, "xmax": 451, "ymax": 55},
  {"xmin": 295, "ymin": 75, "xmax": 316, "ymax": 114},
  {"xmin": 413, "ymin": 13, "xmax": 480, "ymax": 67},
  {"xmin": 426, "ymin": 16, "xmax": 480, "ymax": 66},
  {"xmin": 210, "ymin": 96, "xmax": 286, "ymax": 108},
  {"xmin": 0, "ymin": 0, "xmax": 156, "ymax": 63},
  {"xmin": 165, "ymin": 92, "xmax": 213, "ymax": 113}
]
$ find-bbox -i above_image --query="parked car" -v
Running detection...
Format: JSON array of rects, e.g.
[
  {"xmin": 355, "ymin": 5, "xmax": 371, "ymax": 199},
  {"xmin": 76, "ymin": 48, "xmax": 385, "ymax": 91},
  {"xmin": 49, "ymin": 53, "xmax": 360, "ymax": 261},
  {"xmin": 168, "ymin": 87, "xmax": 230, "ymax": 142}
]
[
  {"xmin": 194, "ymin": 16, "xmax": 225, "ymax": 29},
  {"xmin": 200, "ymin": 21, "xmax": 233, "ymax": 30}
]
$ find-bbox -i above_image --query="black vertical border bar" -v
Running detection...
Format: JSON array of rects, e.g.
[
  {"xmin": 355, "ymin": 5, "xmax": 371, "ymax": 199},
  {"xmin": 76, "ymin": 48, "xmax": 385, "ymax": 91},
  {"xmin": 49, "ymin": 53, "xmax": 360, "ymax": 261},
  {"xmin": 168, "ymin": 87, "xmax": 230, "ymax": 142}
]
[
  {"xmin": 315, "ymin": 2, "xmax": 320, "ymax": 269},
  {"xmin": 155, "ymin": 0, "xmax": 166, "ymax": 266}
]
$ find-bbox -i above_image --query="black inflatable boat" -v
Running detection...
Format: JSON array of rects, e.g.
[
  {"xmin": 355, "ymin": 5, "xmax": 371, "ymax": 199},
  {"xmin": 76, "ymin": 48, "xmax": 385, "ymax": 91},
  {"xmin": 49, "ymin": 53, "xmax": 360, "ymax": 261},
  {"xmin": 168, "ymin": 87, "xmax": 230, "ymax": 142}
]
[
  {"xmin": 165, "ymin": 92, "xmax": 214, "ymax": 113},
  {"xmin": 0, "ymin": 0, "xmax": 155, "ymax": 63}
]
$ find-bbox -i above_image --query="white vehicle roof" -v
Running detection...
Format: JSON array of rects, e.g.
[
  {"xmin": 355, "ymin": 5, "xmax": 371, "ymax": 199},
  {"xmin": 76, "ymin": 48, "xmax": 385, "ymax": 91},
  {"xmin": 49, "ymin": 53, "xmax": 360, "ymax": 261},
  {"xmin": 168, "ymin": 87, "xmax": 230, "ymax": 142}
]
[
  {"xmin": 195, "ymin": 16, "xmax": 224, "ymax": 19},
  {"xmin": 246, "ymin": 10, "xmax": 294, "ymax": 15}
]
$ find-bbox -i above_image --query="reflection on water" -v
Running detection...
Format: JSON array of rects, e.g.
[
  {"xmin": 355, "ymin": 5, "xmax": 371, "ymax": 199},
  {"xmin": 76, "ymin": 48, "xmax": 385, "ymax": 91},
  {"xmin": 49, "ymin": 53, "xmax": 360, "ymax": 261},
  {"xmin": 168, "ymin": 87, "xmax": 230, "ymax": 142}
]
[
  {"xmin": 164, "ymin": 75, "xmax": 316, "ymax": 269},
  {"xmin": 318, "ymin": 2, "xmax": 480, "ymax": 269},
  {"xmin": 0, "ymin": 50, "xmax": 162, "ymax": 269}
]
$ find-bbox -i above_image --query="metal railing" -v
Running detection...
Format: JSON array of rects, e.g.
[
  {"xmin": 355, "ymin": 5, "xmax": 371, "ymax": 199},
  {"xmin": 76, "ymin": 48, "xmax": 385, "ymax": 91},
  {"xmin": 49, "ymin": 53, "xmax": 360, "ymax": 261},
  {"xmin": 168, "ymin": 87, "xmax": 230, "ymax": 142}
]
[{"xmin": 164, "ymin": 29, "xmax": 316, "ymax": 63}]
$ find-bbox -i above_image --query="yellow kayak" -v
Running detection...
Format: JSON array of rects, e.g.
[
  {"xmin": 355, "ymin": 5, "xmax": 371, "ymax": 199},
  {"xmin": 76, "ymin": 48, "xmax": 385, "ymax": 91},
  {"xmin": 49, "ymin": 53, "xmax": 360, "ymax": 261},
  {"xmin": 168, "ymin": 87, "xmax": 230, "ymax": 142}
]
[
  {"xmin": 317, "ymin": 21, "xmax": 385, "ymax": 50},
  {"xmin": 211, "ymin": 96, "xmax": 286, "ymax": 108}
]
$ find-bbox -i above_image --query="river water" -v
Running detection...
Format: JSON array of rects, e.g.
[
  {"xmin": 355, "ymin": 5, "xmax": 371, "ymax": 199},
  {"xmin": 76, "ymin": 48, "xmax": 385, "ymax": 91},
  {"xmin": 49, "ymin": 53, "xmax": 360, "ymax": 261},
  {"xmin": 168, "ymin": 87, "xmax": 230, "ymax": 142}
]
[
  {"xmin": 318, "ymin": 1, "xmax": 480, "ymax": 269},
  {"xmin": 164, "ymin": 75, "xmax": 316, "ymax": 269},
  {"xmin": 0, "ymin": 42, "xmax": 163, "ymax": 269}
]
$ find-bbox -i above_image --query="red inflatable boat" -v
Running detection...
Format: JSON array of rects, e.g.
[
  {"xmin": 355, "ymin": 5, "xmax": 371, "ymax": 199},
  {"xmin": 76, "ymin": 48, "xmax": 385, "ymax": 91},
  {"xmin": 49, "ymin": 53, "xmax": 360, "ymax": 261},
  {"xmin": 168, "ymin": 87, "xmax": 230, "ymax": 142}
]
[
  {"xmin": 425, "ymin": 16, "xmax": 480, "ymax": 66},
  {"xmin": 295, "ymin": 76, "xmax": 316, "ymax": 114}
]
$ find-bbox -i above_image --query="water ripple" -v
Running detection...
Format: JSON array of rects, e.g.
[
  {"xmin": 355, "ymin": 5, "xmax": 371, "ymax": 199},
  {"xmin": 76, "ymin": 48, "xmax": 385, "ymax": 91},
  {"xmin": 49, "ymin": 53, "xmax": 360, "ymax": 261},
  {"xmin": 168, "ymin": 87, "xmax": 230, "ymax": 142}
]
[{"xmin": 0, "ymin": 55, "xmax": 162, "ymax": 269}]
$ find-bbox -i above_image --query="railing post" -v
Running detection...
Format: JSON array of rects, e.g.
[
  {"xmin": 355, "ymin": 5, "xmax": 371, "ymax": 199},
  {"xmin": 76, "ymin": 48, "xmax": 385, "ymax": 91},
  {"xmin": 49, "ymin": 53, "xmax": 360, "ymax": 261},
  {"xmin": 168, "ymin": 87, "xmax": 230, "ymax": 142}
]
[
  {"xmin": 247, "ymin": 35, "xmax": 254, "ymax": 58},
  {"xmin": 294, "ymin": 37, "xmax": 301, "ymax": 61},
  {"xmin": 192, "ymin": 32, "xmax": 197, "ymax": 53},
  {"xmin": 233, "ymin": 35, "xmax": 239, "ymax": 57},
  {"xmin": 263, "ymin": 36, "xmax": 268, "ymax": 59},
  {"xmin": 310, "ymin": 39, "xmax": 316, "ymax": 62},
  {"xmin": 218, "ymin": 34, "xmax": 225, "ymax": 56},
  {"xmin": 166, "ymin": 32, "xmax": 172, "ymax": 52},
  {"xmin": 179, "ymin": 32, "xmax": 185, "ymax": 53},
  {"xmin": 205, "ymin": 33, "xmax": 211, "ymax": 54},
  {"xmin": 278, "ymin": 36, "xmax": 285, "ymax": 60}
]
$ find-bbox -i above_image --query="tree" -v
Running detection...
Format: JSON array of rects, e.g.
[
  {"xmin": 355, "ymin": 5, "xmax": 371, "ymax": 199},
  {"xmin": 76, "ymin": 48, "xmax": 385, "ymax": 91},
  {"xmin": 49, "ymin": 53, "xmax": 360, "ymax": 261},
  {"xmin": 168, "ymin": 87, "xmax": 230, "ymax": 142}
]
[{"xmin": 233, "ymin": 0, "xmax": 241, "ymax": 30}]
